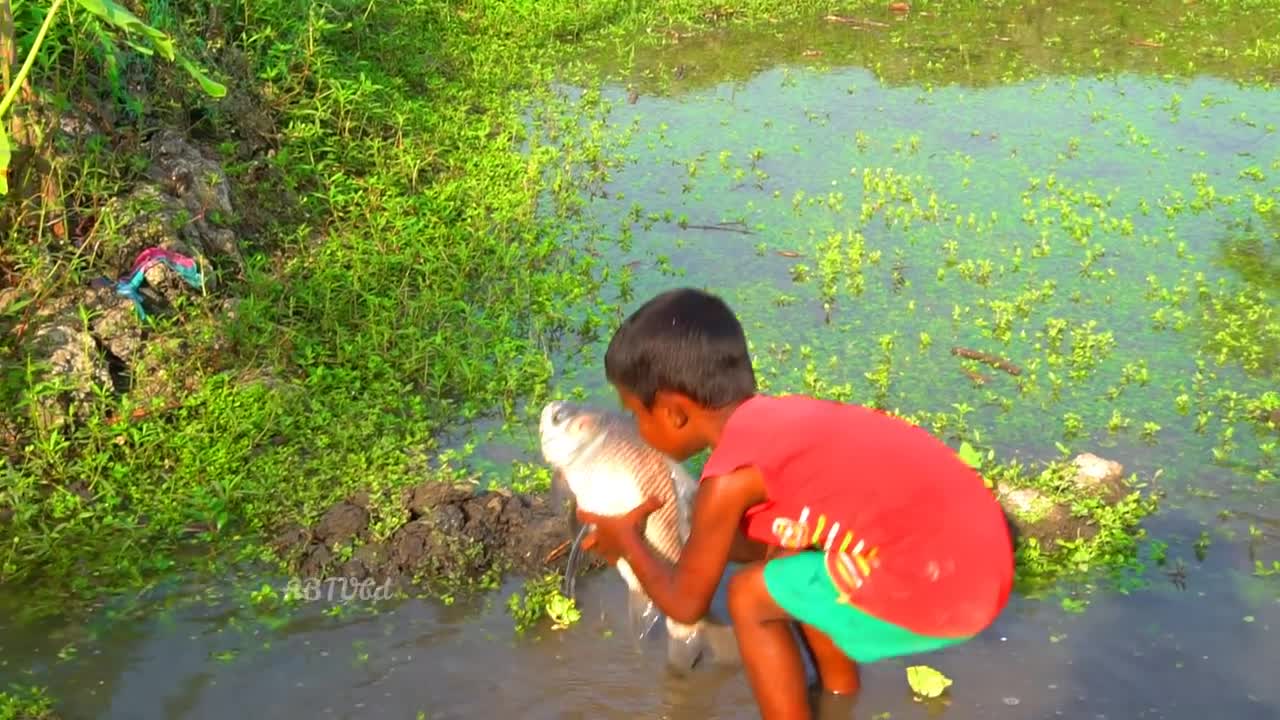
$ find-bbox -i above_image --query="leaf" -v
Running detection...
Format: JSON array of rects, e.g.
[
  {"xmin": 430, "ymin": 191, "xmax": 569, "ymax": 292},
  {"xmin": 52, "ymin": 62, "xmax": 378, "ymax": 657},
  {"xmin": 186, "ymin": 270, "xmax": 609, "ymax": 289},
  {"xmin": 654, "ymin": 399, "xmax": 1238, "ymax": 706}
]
[
  {"xmin": 0, "ymin": 127, "xmax": 9, "ymax": 195},
  {"xmin": 177, "ymin": 54, "xmax": 227, "ymax": 98},
  {"xmin": 74, "ymin": 0, "xmax": 174, "ymax": 58},
  {"xmin": 957, "ymin": 441, "xmax": 982, "ymax": 470},
  {"xmin": 906, "ymin": 665, "xmax": 953, "ymax": 698}
]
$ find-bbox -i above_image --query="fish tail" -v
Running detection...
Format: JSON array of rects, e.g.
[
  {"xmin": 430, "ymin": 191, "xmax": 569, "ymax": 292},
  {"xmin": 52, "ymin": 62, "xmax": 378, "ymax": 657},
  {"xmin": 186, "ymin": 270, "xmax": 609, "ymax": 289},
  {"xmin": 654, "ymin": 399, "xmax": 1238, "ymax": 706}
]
[{"xmin": 664, "ymin": 617, "xmax": 709, "ymax": 674}]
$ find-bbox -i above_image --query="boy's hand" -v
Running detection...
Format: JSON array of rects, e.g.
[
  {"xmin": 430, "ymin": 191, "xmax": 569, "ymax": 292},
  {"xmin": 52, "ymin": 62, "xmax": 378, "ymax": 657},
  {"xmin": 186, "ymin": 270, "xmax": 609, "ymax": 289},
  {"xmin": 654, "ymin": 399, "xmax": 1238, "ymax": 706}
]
[{"xmin": 576, "ymin": 496, "xmax": 663, "ymax": 564}]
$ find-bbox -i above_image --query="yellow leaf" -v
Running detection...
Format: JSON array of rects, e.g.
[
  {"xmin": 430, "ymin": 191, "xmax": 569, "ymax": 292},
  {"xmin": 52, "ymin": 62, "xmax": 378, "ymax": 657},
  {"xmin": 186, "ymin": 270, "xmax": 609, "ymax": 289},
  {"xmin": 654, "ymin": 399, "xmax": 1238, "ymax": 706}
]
[{"xmin": 906, "ymin": 665, "xmax": 953, "ymax": 698}]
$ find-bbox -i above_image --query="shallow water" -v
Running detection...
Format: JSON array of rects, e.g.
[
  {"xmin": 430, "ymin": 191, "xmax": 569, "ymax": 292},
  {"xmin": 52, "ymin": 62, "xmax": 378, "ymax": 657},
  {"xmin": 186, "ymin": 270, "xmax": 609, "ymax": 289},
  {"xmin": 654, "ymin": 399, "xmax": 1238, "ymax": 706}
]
[{"xmin": 5, "ymin": 3, "xmax": 1280, "ymax": 718}]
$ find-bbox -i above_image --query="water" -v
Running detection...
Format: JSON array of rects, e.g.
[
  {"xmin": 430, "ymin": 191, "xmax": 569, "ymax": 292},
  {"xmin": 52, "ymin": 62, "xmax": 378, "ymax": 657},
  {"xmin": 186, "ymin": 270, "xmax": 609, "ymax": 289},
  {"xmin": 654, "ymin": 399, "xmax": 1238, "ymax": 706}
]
[{"xmin": 5, "ymin": 4, "xmax": 1280, "ymax": 718}]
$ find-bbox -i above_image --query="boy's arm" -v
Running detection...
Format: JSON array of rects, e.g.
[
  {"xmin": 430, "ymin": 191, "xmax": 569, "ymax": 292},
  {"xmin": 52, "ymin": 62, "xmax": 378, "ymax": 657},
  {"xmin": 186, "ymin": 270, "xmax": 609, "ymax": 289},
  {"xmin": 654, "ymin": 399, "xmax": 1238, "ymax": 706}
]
[{"xmin": 611, "ymin": 465, "xmax": 767, "ymax": 625}]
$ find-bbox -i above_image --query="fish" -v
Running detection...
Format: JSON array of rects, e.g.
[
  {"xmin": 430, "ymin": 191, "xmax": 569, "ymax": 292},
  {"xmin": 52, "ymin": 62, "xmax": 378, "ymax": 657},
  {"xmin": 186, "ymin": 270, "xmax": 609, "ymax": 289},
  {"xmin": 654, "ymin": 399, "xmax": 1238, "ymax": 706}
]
[{"xmin": 538, "ymin": 399, "xmax": 713, "ymax": 672}]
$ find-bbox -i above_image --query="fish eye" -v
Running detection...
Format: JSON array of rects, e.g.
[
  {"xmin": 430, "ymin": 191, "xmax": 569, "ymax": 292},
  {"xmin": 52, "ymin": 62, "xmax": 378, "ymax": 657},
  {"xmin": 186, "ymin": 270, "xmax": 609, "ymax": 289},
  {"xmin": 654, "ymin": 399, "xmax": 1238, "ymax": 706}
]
[{"xmin": 552, "ymin": 405, "xmax": 570, "ymax": 425}]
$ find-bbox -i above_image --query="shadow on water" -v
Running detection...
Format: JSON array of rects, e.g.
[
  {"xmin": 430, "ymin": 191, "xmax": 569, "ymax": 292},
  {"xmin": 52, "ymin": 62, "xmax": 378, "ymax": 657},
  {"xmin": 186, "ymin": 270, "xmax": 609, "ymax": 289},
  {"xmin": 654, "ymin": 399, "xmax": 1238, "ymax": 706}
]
[{"xmin": 6, "ymin": 2, "xmax": 1280, "ymax": 718}]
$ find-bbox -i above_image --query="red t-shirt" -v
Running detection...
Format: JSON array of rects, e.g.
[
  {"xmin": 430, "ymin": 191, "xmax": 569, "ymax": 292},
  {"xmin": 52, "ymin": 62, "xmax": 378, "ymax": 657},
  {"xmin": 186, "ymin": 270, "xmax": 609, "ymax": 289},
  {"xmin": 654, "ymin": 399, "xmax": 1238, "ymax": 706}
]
[{"xmin": 701, "ymin": 394, "xmax": 1014, "ymax": 638}]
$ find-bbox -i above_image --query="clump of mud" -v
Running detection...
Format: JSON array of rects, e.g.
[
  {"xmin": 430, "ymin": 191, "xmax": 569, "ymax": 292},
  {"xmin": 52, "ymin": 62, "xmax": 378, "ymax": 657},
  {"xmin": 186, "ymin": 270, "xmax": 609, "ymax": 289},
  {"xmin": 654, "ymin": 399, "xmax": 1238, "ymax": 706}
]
[
  {"xmin": 996, "ymin": 452, "xmax": 1135, "ymax": 548},
  {"xmin": 271, "ymin": 480, "xmax": 602, "ymax": 594}
]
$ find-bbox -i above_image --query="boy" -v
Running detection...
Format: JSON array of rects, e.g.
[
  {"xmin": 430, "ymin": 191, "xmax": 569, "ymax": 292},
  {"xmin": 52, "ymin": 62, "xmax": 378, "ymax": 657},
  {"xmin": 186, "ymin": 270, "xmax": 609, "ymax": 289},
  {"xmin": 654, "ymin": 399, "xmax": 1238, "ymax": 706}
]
[{"xmin": 575, "ymin": 287, "xmax": 1015, "ymax": 720}]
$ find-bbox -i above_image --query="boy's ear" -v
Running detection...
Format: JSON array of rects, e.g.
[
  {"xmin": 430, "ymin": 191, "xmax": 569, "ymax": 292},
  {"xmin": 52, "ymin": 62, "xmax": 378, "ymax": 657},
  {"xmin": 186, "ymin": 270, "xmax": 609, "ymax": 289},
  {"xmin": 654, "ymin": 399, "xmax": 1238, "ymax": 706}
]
[{"xmin": 654, "ymin": 390, "xmax": 694, "ymax": 429}]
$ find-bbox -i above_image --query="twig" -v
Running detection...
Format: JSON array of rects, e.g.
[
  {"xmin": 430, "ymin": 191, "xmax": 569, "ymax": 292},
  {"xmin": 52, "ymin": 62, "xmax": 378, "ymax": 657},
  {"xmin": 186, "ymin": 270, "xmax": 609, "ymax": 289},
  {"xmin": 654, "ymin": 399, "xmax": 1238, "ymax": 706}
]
[
  {"xmin": 543, "ymin": 538, "xmax": 573, "ymax": 564},
  {"xmin": 679, "ymin": 221, "xmax": 755, "ymax": 235},
  {"xmin": 951, "ymin": 347, "xmax": 1023, "ymax": 376},
  {"xmin": 824, "ymin": 14, "xmax": 888, "ymax": 28}
]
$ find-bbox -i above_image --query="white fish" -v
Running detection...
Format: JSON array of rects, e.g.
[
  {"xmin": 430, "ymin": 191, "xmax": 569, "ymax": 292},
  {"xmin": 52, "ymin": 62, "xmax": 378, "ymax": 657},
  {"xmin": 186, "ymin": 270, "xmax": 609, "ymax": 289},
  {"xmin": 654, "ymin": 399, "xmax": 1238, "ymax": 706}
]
[{"xmin": 539, "ymin": 399, "xmax": 712, "ymax": 672}]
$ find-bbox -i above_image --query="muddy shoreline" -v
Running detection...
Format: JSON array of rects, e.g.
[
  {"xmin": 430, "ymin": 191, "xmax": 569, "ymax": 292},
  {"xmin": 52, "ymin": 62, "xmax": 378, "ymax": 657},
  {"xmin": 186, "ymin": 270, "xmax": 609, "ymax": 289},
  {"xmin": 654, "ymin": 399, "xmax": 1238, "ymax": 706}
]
[
  {"xmin": 270, "ymin": 451, "xmax": 1147, "ymax": 598},
  {"xmin": 269, "ymin": 478, "xmax": 603, "ymax": 596}
]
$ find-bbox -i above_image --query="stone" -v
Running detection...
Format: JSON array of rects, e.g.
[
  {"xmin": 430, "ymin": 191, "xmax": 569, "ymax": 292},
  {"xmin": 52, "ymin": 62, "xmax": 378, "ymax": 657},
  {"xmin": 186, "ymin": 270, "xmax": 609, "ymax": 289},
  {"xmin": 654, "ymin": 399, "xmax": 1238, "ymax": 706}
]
[
  {"xmin": 27, "ymin": 316, "xmax": 112, "ymax": 431},
  {"xmin": 1071, "ymin": 453, "xmax": 1128, "ymax": 502}
]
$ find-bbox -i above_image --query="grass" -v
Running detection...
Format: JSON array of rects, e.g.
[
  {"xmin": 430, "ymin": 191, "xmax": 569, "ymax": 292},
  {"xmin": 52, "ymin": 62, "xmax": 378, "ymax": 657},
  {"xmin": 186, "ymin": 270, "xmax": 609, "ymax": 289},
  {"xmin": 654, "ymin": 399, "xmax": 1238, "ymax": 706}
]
[
  {"xmin": 0, "ymin": 0, "xmax": 850, "ymax": 614},
  {"xmin": 0, "ymin": 684, "xmax": 57, "ymax": 720}
]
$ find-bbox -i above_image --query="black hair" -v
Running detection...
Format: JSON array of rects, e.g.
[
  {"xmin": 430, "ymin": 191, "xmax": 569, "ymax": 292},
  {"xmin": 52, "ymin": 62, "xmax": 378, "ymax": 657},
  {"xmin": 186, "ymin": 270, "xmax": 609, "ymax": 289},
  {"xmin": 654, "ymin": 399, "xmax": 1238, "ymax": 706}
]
[{"xmin": 604, "ymin": 287, "xmax": 756, "ymax": 409}]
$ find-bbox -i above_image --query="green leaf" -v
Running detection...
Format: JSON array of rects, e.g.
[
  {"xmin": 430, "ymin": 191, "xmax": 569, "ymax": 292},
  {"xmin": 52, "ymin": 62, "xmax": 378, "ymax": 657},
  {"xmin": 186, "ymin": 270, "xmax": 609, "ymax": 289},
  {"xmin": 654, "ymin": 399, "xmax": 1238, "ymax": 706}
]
[
  {"xmin": 74, "ymin": 0, "xmax": 174, "ymax": 58},
  {"xmin": 0, "ymin": 127, "xmax": 9, "ymax": 195},
  {"xmin": 957, "ymin": 441, "xmax": 982, "ymax": 469},
  {"xmin": 906, "ymin": 665, "xmax": 953, "ymax": 698},
  {"xmin": 177, "ymin": 54, "xmax": 227, "ymax": 98}
]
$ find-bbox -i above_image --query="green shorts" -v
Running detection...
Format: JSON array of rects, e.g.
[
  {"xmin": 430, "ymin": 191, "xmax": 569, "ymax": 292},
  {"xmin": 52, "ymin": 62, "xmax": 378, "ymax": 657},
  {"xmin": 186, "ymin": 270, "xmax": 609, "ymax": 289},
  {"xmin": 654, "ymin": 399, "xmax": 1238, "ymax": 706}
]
[{"xmin": 762, "ymin": 551, "xmax": 972, "ymax": 664}]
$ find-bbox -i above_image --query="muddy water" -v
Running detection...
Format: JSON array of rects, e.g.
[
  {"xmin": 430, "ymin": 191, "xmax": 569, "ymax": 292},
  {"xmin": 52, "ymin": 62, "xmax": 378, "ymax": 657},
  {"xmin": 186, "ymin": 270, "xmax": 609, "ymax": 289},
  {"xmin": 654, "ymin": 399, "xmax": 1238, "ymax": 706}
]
[
  {"xmin": 1, "ymin": 534, "xmax": 1277, "ymax": 719},
  {"xmin": 6, "ymin": 5, "xmax": 1280, "ymax": 719}
]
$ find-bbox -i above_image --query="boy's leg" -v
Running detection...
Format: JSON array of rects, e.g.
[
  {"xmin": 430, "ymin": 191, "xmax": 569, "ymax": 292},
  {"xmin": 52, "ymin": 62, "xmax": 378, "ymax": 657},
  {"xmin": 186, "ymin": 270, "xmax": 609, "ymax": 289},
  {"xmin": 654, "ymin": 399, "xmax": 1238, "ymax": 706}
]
[
  {"xmin": 726, "ymin": 563, "xmax": 813, "ymax": 720},
  {"xmin": 796, "ymin": 622, "xmax": 860, "ymax": 694}
]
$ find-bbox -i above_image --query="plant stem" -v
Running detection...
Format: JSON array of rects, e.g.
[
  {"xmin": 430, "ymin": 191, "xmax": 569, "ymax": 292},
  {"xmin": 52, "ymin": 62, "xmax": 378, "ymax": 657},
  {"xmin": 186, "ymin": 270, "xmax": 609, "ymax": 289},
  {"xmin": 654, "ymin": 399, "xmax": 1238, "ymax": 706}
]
[{"xmin": 0, "ymin": 0, "xmax": 63, "ymax": 121}]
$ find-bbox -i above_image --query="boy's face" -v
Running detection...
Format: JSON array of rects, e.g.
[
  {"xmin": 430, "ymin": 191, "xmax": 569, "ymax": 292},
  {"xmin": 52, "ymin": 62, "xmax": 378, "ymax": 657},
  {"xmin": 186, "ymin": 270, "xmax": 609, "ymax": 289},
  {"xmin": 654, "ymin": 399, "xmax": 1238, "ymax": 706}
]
[{"xmin": 614, "ymin": 385, "xmax": 706, "ymax": 462}]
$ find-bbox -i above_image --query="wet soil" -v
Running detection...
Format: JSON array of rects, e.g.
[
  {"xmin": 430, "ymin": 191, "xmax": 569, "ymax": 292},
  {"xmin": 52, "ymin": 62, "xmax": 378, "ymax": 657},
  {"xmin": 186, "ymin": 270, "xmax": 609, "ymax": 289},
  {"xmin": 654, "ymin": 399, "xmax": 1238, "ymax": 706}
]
[
  {"xmin": 271, "ymin": 451, "xmax": 1141, "ymax": 598},
  {"xmin": 270, "ymin": 479, "xmax": 605, "ymax": 594}
]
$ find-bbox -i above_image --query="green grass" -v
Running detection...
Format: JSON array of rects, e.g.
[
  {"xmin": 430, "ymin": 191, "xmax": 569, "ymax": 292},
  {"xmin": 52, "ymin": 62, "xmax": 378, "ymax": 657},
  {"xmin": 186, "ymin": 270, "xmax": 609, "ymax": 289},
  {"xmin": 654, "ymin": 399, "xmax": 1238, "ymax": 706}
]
[
  {"xmin": 0, "ymin": 684, "xmax": 57, "ymax": 720},
  {"xmin": 0, "ymin": 0, "xmax": 847, "ymax": 614}
]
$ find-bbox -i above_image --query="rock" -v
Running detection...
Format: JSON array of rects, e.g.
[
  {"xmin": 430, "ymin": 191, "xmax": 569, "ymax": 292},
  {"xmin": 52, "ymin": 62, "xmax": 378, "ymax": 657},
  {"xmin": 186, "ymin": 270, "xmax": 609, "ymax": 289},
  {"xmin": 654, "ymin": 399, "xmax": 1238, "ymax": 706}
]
[
  {"xmin": 27, "ymin": 316, "xmax": 112, "ymax": 431},
  {"xmin": 84, "ymin": 287, "xmax": 144, "ymax": 364},
  {"xmin": 998, "ymin": 487, "xmax": 1056, "ymax": 522},
  {"xmin": 145, "ymin": 129, "xmax": 243, "ymax": 269},
  {"xmin": 1071, "ymin": 453, "xmax": 1128, "ymax": 502},
  {"xmin": 314, "ymin": 502, "xmax": 369, "ymax": 546}
]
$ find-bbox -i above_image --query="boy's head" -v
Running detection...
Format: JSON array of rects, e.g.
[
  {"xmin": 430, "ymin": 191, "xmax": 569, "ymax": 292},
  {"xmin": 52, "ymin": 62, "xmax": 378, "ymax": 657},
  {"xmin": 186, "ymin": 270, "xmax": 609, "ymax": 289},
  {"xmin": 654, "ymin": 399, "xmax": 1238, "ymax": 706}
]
[{"xmin": 604, "ymin": 287, "xmax": 756, "ymax": 460}]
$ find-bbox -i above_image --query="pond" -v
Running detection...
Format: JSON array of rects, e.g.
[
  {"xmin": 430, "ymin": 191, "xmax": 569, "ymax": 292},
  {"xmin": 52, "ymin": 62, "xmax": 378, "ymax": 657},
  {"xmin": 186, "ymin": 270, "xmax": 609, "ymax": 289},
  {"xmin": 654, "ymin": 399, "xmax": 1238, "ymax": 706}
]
[{"xmin": 3, "ymin": 3, "xmax": 1279, "ymax": 718}]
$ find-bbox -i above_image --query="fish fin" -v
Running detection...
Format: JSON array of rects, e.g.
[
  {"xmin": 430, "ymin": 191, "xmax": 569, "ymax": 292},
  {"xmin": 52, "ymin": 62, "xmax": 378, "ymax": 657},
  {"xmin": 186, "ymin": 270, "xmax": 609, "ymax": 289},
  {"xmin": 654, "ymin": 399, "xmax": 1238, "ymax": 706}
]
[
  {"xmin": 549, "ymin": 469, "xmax": 581, "ymax": 536},
  {"xmin": 664, "ymin": 618, "xmax": 708, "ymax": 674},
  {"xmin": 560, "ymin": 522, "xmax": 594, "ymax": 599},
  {"xmin": 626, "ymin": 585, "xmax": 662, "ymax": 642}
]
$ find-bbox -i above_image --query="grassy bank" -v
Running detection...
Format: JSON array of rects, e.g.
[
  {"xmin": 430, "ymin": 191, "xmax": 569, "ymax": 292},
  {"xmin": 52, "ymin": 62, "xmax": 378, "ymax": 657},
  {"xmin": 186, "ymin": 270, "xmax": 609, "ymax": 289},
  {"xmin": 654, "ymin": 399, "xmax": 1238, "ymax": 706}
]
[{"xmin": 0, "ymin": 0, "xmax": 859, "ymax": 614}]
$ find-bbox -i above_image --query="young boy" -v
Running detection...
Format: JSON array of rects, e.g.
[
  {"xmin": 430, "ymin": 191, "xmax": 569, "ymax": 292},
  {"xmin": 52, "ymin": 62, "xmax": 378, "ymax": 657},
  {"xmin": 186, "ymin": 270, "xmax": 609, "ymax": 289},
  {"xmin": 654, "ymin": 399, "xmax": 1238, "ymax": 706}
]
[{"xmin": 575, "ymin": 287, "xmax": 1015, "ymax": 720}]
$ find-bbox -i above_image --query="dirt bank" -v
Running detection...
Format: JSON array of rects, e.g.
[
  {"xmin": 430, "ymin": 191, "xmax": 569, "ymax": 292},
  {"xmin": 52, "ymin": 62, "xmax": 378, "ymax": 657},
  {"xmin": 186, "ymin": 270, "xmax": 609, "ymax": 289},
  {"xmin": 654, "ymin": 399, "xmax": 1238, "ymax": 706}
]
[
  {"xmin": 272, "ymin": 451, "xmax": 1148, "ymax": 597},
  {"xmin": 270, "ymin": 479, "xmax": 604, "ymax": 595}
]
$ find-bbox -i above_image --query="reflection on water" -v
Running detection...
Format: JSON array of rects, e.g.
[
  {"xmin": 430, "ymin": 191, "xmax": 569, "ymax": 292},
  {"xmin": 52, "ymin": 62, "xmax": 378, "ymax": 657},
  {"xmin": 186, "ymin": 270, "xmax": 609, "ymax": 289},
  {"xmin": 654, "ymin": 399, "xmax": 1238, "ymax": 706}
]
[{"xmin": 5, "ymin": 3, "xmax": 1280, "ymax": 719}]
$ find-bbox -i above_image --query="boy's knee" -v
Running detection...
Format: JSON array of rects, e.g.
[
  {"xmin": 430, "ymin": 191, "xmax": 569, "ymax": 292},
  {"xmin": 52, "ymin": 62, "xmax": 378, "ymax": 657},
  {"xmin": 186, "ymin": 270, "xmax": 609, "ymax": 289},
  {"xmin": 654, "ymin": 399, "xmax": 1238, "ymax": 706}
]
[{"xmin": 726, "ymin": 564, "xmax": 768, "ymax": 621}]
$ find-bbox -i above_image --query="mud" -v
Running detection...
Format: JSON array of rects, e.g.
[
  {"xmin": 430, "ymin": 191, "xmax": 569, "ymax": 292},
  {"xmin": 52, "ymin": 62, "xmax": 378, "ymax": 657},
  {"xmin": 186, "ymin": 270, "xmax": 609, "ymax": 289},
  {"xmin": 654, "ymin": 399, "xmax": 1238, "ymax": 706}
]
[
  {"xmin": 997, "ymin": 453, "xmax": 1136, "ymax": 549},
  {"xmin": 274, "ymin": 451, "xmax": 1140, "ymax": 597},
  {"xmin": 271, "ymin": 479, "xmax": 604, "ymax": 595}
]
